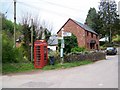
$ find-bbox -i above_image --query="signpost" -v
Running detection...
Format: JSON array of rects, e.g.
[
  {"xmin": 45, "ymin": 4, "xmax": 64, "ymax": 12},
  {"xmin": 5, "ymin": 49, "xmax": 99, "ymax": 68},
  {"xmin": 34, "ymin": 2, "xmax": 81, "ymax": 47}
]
[
  {"xmin": 60, "ymin": 28, "xmax": 71, "ymax": 64},
  {"xmin": 60, "ymin": 28, "xmax": 64, "ymax": 64}
]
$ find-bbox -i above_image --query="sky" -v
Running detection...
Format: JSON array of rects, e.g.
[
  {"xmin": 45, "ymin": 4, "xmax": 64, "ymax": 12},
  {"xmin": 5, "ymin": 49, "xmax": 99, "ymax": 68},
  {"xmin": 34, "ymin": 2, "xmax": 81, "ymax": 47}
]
[{"xmin": 0, "ymin": 0, "xmax": 120, "ymax": 34}]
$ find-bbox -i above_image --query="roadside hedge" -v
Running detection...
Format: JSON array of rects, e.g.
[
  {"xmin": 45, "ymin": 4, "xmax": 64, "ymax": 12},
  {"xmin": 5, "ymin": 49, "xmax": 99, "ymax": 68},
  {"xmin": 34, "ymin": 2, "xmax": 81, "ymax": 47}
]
[{"xmin": 64, "ymin": 51, "xmax": 106, "ymax": 63}]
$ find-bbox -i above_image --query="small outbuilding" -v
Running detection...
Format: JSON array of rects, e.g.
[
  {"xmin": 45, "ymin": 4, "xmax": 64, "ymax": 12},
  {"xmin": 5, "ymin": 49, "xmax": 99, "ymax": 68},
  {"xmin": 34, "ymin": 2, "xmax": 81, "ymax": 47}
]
[{"xmin": 47, "ymin": 35, "xmax": 58, "ymax": 51}]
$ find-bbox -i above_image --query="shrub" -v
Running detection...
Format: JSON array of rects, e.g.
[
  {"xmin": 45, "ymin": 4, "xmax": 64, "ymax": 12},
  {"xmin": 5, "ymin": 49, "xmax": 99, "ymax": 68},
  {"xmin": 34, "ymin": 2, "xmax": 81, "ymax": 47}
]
[
  {"xmin": 2, "ymin": 32, "xmax": 24, "ymax": 63},
  {"xmin": 58, "ymin": 34, "xmax": 78, "ymax": 54},
  {"xmin": 71, "ymin": 47, "xmax": 86, "ymax": 53},
  {"xmin": 48, "ymin": 50, "xmax": 61, "ymax": 64}
]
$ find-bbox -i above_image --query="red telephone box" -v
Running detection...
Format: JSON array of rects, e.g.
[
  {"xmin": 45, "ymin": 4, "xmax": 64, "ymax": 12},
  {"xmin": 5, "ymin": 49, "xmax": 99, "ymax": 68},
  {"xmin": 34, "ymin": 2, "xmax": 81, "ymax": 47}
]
[{"xmin": 34, "ymin": 40, "xmax": 48, "ymax": 68}]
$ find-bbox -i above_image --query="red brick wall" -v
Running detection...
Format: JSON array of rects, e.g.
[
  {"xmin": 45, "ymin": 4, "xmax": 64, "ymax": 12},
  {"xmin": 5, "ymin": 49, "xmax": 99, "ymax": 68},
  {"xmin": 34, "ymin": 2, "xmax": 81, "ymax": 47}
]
[
  {"xmin": 57, "ymin": 19, "xmax": 99, "ymax": 50},
  {"xmin": 57, "ymin": 19, "xmax": 86, "ymax": 47},
  {"xmin": 85, "ymin": 31, "xmax": 99, "ymax": 50}
]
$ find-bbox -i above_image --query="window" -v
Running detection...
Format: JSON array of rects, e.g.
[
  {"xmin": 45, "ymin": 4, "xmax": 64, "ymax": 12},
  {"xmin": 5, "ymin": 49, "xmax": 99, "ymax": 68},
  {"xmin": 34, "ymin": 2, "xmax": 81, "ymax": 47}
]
[
  {"xmin": 87, "ymin": 43, "xmax": 89, "ymax": 48},
  {"xmin": 91, "ymin": 33, "xmax": 93, "ymax": 38},
  {"xmin": 96, "ymin": 35, "xmax": 98, "ymax": 39},
  {"xmin": 87, "ymin": 31, "xmax": 89, "ymax": 36}
]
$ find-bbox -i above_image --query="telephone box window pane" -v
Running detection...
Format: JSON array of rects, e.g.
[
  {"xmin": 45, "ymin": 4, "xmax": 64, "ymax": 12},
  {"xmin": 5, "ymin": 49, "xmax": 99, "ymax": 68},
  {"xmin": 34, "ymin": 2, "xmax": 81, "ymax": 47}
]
[
  {"xmin": 36, "ymin": 46, "xmax": 41, "ymax": 65},
  {"xmin": 44, "ymin": 46, "xmax": 47, "ymax": 61}
]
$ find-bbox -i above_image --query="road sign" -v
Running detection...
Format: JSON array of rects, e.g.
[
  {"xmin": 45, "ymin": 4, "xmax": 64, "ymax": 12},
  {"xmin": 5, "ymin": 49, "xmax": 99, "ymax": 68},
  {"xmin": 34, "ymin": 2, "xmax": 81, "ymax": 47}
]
[
  {"xmin": 61, "ymin": 39, "xmax": 65, "ymax": 48},
  {"xmin": 63, "ymin": 32, "xmax": 72, "ymax": 37}
]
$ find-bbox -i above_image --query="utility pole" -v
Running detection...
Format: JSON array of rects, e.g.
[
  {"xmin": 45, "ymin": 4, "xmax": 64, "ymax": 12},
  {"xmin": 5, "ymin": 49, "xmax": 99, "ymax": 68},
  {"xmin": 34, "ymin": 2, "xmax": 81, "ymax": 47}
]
[
  {"xmin": 13, "ymin": 0, "xmax": 16, "ymax": 47},
  {"xmin": 31, "ymin": 19, "xmax": 33, "ymax": 62},
  {"xmin": 108, "ymin": 0, "xmax": 112, "ymax": 43},
  {"xmin": 110, "ymin": 27, "xmax": 112, "ymax": 43}
]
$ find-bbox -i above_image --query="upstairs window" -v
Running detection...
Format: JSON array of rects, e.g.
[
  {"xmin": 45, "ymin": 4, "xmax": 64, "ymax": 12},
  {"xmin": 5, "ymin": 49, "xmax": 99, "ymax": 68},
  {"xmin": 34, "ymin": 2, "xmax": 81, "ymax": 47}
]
[
  {"xmin": 96, "ymin": 35, "xmax": 98, "ymax": 39},
  {"xmin": 87, "ymin": 31, "xmax": 89, "ymax": 36},
  {"xmin": 91, "ymin": 33, "xmax": 93, "ymax": 38}
]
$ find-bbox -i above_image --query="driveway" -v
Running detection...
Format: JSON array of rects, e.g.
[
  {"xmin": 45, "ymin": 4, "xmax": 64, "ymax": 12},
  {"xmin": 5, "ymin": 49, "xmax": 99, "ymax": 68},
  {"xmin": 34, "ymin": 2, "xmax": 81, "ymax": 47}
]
[{"xmin": 2, "ymin": 55, "xmax": 118, "ymax": 88}]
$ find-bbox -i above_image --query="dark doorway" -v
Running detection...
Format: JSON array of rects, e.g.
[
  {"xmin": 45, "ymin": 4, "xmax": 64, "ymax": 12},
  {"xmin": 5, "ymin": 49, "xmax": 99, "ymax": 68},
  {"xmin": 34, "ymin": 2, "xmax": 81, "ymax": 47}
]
[
  {"xmin": 90, "ymin": 40, "xmax": 96, "ymax": 49},
  {"xmin": 96, "ymin": 44, "xmax": 98, "ymax": 50},
  {"xmin": 90, "ymin": 43, "xmax": 95, "ymax": 49}
]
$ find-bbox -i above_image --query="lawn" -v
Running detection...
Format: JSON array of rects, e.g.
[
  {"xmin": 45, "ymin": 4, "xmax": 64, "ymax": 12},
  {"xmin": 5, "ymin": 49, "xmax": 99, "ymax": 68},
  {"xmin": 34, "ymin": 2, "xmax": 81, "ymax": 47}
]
[{"xmin": 2, "ymin": 60, "xmax": 93, "ymax": 75}]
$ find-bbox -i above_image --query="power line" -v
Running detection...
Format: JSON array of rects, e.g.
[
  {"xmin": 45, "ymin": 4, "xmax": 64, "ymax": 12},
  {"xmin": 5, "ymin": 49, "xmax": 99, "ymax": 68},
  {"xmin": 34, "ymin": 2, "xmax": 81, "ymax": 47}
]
[
  {"xmin": 17, "ymin": 2, "xmax": 66, "ymax": 17},
  {"xmin": 38, "ymin": 0, "xmax": 85, "ymax": 12},
  {"xmin": 18, "ymin": 0, "xmax": 85, "ymax": 13},
  {"xmin": 17, "ymin": 1, "xmax": 83, "ymax": 19},
  {"xmin": 4, "ymin": 1, "xmax": 13, "ymax": 15}
]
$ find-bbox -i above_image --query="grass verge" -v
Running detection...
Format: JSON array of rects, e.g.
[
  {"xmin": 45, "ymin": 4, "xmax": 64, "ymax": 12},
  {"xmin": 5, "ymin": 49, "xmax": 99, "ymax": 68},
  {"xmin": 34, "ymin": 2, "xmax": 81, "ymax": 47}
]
[
  {"xmin": 2, "ymin": 62, "xmax": 35, "ymax": 74},
  {"xmin": 2, "ymin": 60, "xmax": 93, "ymax": 74},
  {"xmin": 43, "ymin": 60, "xmax": 93, "ymax": 70}
]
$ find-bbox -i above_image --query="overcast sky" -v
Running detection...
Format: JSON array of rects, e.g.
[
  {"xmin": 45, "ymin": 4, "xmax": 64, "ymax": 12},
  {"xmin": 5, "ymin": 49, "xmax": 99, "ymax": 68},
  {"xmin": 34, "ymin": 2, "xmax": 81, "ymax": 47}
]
[{"xmin": 1, "ymin": 0, "xmax": 120, "ymax": 34}]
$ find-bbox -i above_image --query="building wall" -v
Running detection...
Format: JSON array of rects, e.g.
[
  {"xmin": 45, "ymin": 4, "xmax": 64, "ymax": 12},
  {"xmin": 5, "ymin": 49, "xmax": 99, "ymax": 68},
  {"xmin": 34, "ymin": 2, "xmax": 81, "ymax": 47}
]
[
  {"xmin": 57, "ymin": 19, "xmax": 99, "ymax": 50},
  {"xmin": 57, "ymin": 19, "xmax": 86, "ymax": 47},
  {"xmin": 85, "ymin": 31, "xmax": 99, "ymax": 50}
]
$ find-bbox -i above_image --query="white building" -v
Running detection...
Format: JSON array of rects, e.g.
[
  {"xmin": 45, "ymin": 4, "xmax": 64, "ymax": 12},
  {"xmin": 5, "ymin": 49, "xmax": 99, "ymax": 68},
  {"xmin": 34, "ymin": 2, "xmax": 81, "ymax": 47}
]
[{"xmin": 47, "ymin": 35, "xmax": 58, "ymax": 51}]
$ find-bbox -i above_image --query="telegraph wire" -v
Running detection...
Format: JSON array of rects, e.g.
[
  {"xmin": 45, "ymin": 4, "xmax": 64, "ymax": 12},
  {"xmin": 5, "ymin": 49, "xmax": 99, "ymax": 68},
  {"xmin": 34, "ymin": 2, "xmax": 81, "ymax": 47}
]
[
  {"xmin": 39, "ymin": 0, "xmax": 85, "ymax": 12},
  {"xmin": 17, "ymin": 1, "xmax": 82, "ymax": 19},
  {"xmin": 18, "ymin": 0, "xmax": 85, "ymax": 13},
  {"xmin": 4, "ymin": 1, "xmax": 13, "ymax": 15},
  {"xmin": 2, "ymin": 0, "xmax": 84, "ymax": 23}
]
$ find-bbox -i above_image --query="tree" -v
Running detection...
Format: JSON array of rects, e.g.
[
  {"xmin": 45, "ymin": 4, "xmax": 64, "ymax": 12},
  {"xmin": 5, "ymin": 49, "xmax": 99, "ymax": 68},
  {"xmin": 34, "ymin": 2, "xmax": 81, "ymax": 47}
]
[
  {"xmin": 21, "ymin": 13, "xmax": 52, "ymax": 61},
  {"xmin": 85, "ymin": 8, "xmax": 103, "ymax": 36},
  {"xmin": 58, "ymin": 34, "xmax": 78, "ymax": 54},
  {"xmin": 2, "ymin": 14, "xmax": 14, "ymax": 35},
  {"xmin": 85, "ymin": 8, "xmax": 98, "ymax": 30},
  {"xmin": 99, "ymin": 0, "xmax": 119, "ymax": 42}
]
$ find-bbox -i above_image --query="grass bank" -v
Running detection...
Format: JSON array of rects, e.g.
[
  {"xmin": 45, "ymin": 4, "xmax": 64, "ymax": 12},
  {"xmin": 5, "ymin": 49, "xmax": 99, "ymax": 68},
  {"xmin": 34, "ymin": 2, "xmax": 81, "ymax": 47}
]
[{"xmin": 2, "ymin": 60, "xmax": 93, "ymax": 75}]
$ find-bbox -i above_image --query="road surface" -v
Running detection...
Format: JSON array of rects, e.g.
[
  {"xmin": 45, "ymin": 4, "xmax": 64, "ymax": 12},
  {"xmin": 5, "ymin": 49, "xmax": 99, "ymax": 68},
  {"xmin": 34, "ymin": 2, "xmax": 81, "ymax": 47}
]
[{"xmin": 2, "ymin": 55, "xmax": 118, "ymax": 88}]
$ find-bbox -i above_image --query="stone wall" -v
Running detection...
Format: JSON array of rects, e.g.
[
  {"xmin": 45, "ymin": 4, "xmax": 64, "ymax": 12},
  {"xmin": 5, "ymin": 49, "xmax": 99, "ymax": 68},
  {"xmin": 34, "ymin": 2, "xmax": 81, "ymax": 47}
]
[{"xmin": 64, "ymin": 52, "xmax": 106, "ymax": 63}]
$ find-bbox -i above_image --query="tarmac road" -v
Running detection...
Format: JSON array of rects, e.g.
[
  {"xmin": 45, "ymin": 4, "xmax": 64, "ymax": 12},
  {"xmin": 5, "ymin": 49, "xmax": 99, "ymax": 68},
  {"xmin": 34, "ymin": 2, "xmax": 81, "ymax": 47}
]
[{"xmin": 2, "ymin": 55, "xmax": 118, "ymax": 88}]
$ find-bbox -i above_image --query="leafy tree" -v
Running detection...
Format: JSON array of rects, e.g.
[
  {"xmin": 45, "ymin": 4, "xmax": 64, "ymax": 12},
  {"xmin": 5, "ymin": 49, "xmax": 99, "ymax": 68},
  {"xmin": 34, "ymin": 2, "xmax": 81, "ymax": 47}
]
[
  {"xmin": 21, "ymin": 24, "xmax": 31, "ymax": 61},
  {"xmin": 21, "ymin": 13, "xmax": 51, "ymax": 61},
  {"xmin": 2, "ymin": 13, "xmax": 22, "ymax": 38},
  {"xmin": 99, "ymin": 0, "xmax": 119, "ymax": 42},
  {"xmin": 2, "ymin": 14, "xmax": 14, "ymax": 35},
  {"xmin": 85, "ymin": 8, "xmax": 98, "ymax": 30},
  {"xmin": 1, "ymin": 12, "xmax": 24, "ymax": 63},
  {"xmin": 58, "ymin": 34, "xmax": 78, "ymax": 54},
  {"xmin": 85, "ymin": 8, "xmax": 103, "ymax": 36}
]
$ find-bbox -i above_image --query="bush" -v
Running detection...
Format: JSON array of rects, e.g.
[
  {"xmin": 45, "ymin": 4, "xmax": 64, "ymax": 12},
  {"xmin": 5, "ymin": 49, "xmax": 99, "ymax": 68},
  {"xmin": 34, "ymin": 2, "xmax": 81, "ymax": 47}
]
[
  {"xmin": 58, "ymin": 34, "xmax": 78, "ymax": 54},
  {"xmin": 2, "ymin": 32, "xmax": 24, "ymax": 63},
  {"xmin": 71, "ymin": 47, "xmax": 86, "ymax": 53},
  {"xmin": 48, "ymin": 50, "xmax": 61, "ymax": 64}
]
